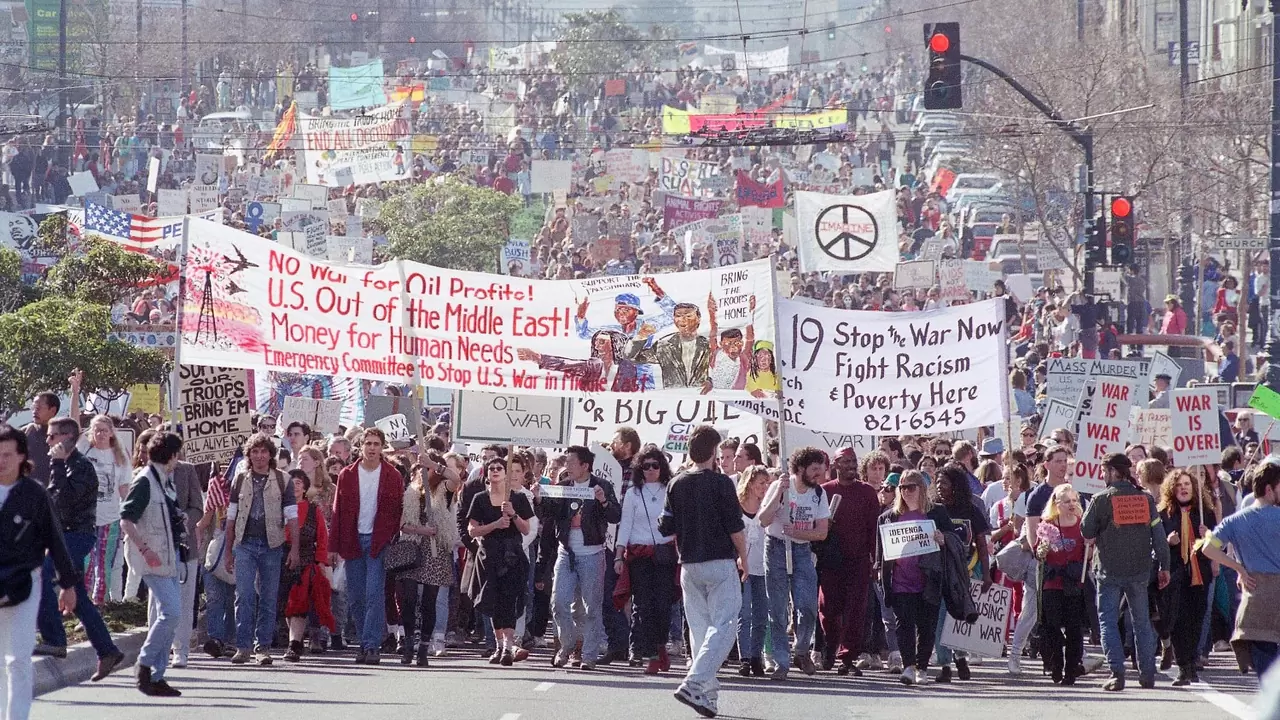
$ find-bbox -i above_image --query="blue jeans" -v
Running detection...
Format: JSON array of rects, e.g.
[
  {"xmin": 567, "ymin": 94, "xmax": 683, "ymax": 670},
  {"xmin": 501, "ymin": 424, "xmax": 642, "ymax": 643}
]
[
  {"xmin": 682, "ymin": 559, "xmax": 742, "ymax": 699},
  {"xmin": 202, "ymin": 569, "xmax": 236, "ymax": 645},
  {"xmin": 37, "ymin": 530, "xmax": 119, "ymax": 658},
  {"xmin": 738, "ymin": 574, "xmax": 767, "ymax": 659},
  {"xmin": 345, "ymin": 534, "xmax": 387, "ymax": 651},
  {"xmin": 137, "ymin": 566, "xmax": 181, "ymax": 681},
  {"xmin": 764, "ymin": 537, "xmax": 817, "ymax": 671},
  {"xmin": 1098, "ymin": 574, "xmax": 1157, "ymax": 678},
  {"xmin": 233, "ymin": 538, "xmax": 283, "ymax": 650},
  {"xmin": 552, "ymin": 547, "xmax": 605, "ymax": 662}
]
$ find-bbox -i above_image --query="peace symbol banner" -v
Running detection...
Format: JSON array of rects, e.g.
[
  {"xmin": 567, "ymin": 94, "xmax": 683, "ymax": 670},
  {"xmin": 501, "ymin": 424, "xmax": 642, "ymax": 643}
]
[{"xmin": 795, "ymin": 189, "xmax": 899, "ymax": 273}]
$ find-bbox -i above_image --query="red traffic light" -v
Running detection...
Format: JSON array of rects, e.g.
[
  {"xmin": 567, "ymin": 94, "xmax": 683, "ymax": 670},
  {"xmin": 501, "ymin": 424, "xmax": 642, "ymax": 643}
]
[
  {"xmin": 929, "ymin": 32, "xmax": 950, "ymax": 53},
  {"xmin": 409, "ymin": 36, "xmax": 416, "ymax": 43},
  {"xmin": 1111, "ymin": 197, "xmax": 1132, "ymax": 218},
  {"xmin": 350, "ymin": 12, "xmax": 359, "ymax": 21}
]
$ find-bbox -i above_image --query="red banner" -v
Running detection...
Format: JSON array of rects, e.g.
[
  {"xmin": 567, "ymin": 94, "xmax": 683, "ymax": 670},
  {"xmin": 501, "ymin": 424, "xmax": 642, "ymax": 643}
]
[
  {"xmin": 735, "ymin": 171, "xmax": 785, "ymax": 208},
  {"xmin": 688, "ymin": 113, "xmax": 769, "ymax": 133}
]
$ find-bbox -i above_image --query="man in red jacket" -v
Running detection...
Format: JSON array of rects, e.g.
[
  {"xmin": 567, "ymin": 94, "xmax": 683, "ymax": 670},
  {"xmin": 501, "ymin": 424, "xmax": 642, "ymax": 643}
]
[
  {"xmin": 331, "ymin": 428, "xmax": 404, "ymax": 665},
  {"xmin": 818, "ymin": 448, "xmax": 881, "ymax": 676}
]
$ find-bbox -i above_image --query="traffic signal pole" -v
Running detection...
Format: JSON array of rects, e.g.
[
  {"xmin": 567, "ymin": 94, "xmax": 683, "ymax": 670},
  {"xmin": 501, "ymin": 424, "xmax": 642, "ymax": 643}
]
[
  {"xmin": 1265, "ymin": 1, "xmax": 1280, "ymax": 389},
  {"xmin": 956, "ymin": 53, "xmax": 1099, "ymax": 353}
]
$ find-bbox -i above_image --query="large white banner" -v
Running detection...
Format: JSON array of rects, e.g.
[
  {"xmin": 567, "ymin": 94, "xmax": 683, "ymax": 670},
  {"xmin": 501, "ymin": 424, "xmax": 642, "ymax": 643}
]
[
  {"xmin": 776, "ymin": 297, "xmax": 1009, "ymax": 434},
  {"xmin": 178, "ymin": 219, "xmax": 776, "ymax": 399},
  {"xmin": 298, "ymin": 104, "xmax": 412, "ymax": 187},
  {"xmin": 795, "ymin": 189, "xmax": 899, "ymax": 273}
]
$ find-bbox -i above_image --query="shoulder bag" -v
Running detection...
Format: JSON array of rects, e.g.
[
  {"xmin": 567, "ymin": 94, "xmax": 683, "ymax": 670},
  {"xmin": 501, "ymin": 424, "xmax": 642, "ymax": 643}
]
[
  {"xmin": 639, "ymin": 488, "xmax": 677, "ymax": 566},
  {"xmin": 383, "ymin": 488, "xmax": 428, "ymax": 574}
]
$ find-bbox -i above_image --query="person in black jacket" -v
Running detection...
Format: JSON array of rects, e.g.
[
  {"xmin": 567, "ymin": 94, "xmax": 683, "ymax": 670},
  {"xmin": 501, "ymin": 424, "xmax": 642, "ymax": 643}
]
[
  {"xmin": 1156, "ymin": 469, "xmax": 1216, "ymax": 687},
  {"xmin": 877, "ymin": 470, "xmax": 953, "ymax": 687},
  {"xmin": 0, "ymin": 424, "xmax": 77, "ymax": 720},
  {"xmin": 536, "ymin": 445, "xmax": 621, "ymax": 670},
  {"xmin": 35, "ymin": 418, "xmax": 126, "ymax": 678}
]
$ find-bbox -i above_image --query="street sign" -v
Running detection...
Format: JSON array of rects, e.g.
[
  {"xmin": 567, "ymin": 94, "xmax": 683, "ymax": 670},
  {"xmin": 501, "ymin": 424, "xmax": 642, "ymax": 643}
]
[
  {"xmin": 1212, "ymin": 237, "xmax": 1267, "ymax": 251},
  {"xmin": 1167, "ymin": 41, "xmax": 1201, "ymax": 66}
]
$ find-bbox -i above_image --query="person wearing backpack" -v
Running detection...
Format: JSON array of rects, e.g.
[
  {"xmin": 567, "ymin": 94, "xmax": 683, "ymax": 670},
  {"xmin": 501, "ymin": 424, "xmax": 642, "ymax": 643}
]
[
  {"xmin": 758, "ymin": 447, "xmax": 831, "ymax": 680},
  {"xmin": 223, "ymin": 432, "xmax": 300, "ymax": 666}
]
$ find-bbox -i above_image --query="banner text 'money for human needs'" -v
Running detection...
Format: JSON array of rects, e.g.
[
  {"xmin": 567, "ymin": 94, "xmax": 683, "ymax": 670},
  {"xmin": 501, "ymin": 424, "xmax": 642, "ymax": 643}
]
[{"xmin": 266, "ymin": 250, "xmax": 571, "ymax": 388}]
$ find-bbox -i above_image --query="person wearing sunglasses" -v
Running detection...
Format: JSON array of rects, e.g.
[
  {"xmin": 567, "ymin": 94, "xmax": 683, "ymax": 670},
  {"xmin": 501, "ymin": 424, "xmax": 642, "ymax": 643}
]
[
  {"xmin": 465, "ymin": 458, "xmax": 534, "ymax": 666},
  {"xmin": 615, "ymin": 448, "xmax": 677, "ymax": 675},
  {"xmin": 876, "ymin": 470, "xmax": 950, "ymax": 686}
]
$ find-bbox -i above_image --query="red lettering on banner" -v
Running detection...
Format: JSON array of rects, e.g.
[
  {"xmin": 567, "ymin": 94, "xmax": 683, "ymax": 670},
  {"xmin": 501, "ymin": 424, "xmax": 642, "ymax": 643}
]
[
  {"xmin": 1100, "ymin": 382, "xmax": 1130, "ymax": 401},
  {"xmin": 1173, "ymin": 434, "xmax": 1218, "ymax": 453},
  {"xmin": 1175, "ymin": 394, "xmax": 1212, "ymax": 412},
  {"xmin": 1085, "ymin": 421, "xmax": 1120, "ymax": 443}
]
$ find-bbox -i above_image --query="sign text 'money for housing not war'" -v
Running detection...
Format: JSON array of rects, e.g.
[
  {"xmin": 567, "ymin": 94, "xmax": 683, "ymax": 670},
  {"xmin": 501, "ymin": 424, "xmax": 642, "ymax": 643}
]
[
  {"xmin": 777, "ymin": 298, "xmax": 1009, "ymax": 435},
  {"xmin": 178, "ymin": 218, "xmax": 774, "ymax": 399}
]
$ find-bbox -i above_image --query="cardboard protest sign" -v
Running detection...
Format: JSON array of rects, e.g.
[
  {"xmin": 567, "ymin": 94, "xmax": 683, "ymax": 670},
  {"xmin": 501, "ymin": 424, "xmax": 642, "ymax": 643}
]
[
  {"xmin": 776, "ymin": 298, "xmax": 1009, "ymax": 435},
  {"xmin": 1070, "ymin": 415, "xmax": 1130, "ymax": 495},
  {"xmin": 940, "ymin": 581, "xmax": 1015, "ymax": 657},
  {"xmin": 157, "ymin": 188, "xmax": 187, "ymax": 218},
  {"xmin": 280, "ymin": 396, "xmax": 344, "ymax": 434},
  {"xmin": 541, "ymin": 485, "xmax": 596, "ymax": 500},
  {"xmin": 894, "ymin": 260, "xmax": 936, "ymax": 290},
  {"xmin": 374, "ymin": 413, "xmax": 412, "ymax": 443},
  {"xmin": 452, "ymin": 391, "xmax": 574, "ymax": 446},
  {"xmin": 1171, "ymin": 388, "xmax": 1220, "ymax": 466},
  {"xmin": 530, "ymin": 160, "xmax": 572, "ymax": 194},
  {"xmin": 1046, "ymin": 357, "xmax": 1149, "ymax": 407},
  {"xmin": 795, "ymin": 189, "xmax": 899, "ymax": 274},
  {"xmin": 1040, "ymin": 398, "xmax": 1078, "ymax": 438},
  {"xmin": 879, "ymin": 520, "xmax": 938, "ymax": 560},
  {"xmin": 364, "ymin": 395, "xmax": 423, "ymax": 440},
  {"xmin": 658, "ymin": 156, "xmax": 723, "ymax": 199},
  {"xmin": 937, "ymin": 259, "xmax": 968, "ymax": 304},
  {"xmin": 1147, "ymin": 350, "xmax": 1181, "ymax": 393},
  {"xmin": 1130, "ymin": 408, "xmax": 1172, "ymax": 448},
  {"xmin": 179, "ymin": 219, "xmax": 776, "ymax": 400},
  {"xmin": 297, "ymin": 107, "xmax": 411, "ymax": 187},
  {"xmin": 662, "ymin": 195, "xmax": 722, "ymax": 231},
  {"xmin": 178, "ymin": 365, "xmax": 253, "ymax": 465}
]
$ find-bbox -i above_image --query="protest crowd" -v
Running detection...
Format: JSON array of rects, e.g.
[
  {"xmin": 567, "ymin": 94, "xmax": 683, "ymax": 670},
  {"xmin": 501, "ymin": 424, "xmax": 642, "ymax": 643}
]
[{"xmin": 1, "ymin": 20, "xmax": 1279, "ymax": 720}]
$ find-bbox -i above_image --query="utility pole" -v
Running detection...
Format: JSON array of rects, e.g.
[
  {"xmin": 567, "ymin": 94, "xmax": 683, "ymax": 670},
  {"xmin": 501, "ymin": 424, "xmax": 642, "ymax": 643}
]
[
  {"xmin": 1266, "ymin": 0, "xmax": 1280, "ymax": 389},
  {"xmin": 181, "ymin": 0, "xmax": 189, "ymax": 100},
  {"xmin": 1177, "ymin": 0, "xmax": 1196, "ymax": 334},
  {"xmin": 57, "ymin": 0, "xmax": 67, "ymax": 167},
  {"xmin": 1076, "ymin": 0, "xmax": 1084, "ymax": 41},
  {"xmin": 135, "ymin": 0, "xmax": 142, "ymax": 89}
]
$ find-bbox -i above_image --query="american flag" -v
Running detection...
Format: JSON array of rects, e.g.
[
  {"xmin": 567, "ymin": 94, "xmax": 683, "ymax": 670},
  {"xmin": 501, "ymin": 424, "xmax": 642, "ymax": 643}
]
[
  {"xmin": 84, "ymin": 202, "xmax": 175, "ymax": 249},
  {"xmin": 206, "ymin": 475, "xmax": 229, "ymax": 512}
]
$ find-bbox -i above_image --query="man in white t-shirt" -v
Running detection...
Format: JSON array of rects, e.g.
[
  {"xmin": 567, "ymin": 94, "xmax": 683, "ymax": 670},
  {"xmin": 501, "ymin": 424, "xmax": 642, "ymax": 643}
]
[{"xmin": 758, "ymin": 447, "xmax": 831, "ymax": 680}]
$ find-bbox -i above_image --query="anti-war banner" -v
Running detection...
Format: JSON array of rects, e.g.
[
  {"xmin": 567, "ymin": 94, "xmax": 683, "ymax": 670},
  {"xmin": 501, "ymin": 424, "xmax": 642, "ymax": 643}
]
[
  {"xmin": 662, "ymin": 196, "xmax": 723, "ymax": 231},
  {"xmin": 736, "ymin": 170, "xmax": 784, "ymax": 208},
  {"xmin": 179, "ymin": 219, "xmax": 775, "ymax": 399},
  {"xmin": 777, "ymin": 297, "xmax": 1009, "ymax": 434},
  {"xmin": 298, "ymin": 104, "xmax": 412, "ymax": 187}
]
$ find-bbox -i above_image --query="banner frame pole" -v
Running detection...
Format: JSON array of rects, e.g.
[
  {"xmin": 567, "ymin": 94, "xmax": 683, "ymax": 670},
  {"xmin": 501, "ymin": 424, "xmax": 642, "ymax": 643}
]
[{"xmin": 169, "ymin": 215, "xmax": 192, "ymax": 427}]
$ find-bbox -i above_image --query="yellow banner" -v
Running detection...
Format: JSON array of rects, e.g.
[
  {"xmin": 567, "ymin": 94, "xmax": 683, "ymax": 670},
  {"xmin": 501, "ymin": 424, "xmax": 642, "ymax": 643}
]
[
  {"xmin": 411, "ymin": 134, "xmax": 439, "ymax": 153},
  {"xmin": 661, "ymin": 106, "xmax": 692, "ymax": 135},
  {"xmin": 126, "ymin": 384, "xmax": 164, "ymax": 417},
  {"xmin": 773, "ymin": 108, "xmax": 848, "ymax": 130}
]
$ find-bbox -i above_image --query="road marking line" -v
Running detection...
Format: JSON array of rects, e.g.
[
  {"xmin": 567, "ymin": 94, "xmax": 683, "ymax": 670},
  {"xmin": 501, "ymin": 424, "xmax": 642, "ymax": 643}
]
[
  {"xmin": 533, "ymin": 682, "xmax": 555, "ymax": 692},
  {"xmin": 498, "ymin": 714, "xmax": 521, "ymax": 720},
  {"xmin": 1194, "ymin": 680, "xmax": 1256, "ymax": 720}
]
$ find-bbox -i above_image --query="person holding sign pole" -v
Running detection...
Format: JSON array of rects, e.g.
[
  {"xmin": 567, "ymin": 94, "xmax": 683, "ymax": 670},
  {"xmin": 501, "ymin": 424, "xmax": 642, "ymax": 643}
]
[
  {"xmin": 1155, "ymin": 469, "xmax": 1216, "ymax": 686},
  {"xmin": 930, "ymin": 464, "xmax": 992, "ymax": 683},
  {"xmin": 1034, "ymin": 484, "xmax": 1088, "ymax": 685},
  {"xmin": 758, "ymin": 447, "xmax": 831, "ymax": 680},
  {"xmin": 876, "ymin": 470, "xmax": 951, "ymax": 687},
  {"xmin": 1080, "ymin": 453, "xmax": 1170, "ymax": 692}
]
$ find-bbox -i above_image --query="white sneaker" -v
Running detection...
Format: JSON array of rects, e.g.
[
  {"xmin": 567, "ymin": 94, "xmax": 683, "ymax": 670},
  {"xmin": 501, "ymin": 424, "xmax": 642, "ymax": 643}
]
[
  {"xmin": 899, "ymin": 667, "xmax": 917, "ymax": 686},
  {"xmin": 887, "ymin": 651, "xmax": 903, "ymax": 674},
  {"xmin": 430, "ymin": 640, "xmax": 446, "ymax": 657},
  {"xmin": 1007, "ymin": 655, "xmax": 1022, "ymax": 676},
  {"xmin": 1082, "ymin": 655, "xmax": 1105, "ymax": 674},
  {"xmin": 968, "ymin": 653, "xmax": 984, "ymax": 666},
  {"xmin": 864, "ymin": 653, "xmax": 884, "ymax": 671}
]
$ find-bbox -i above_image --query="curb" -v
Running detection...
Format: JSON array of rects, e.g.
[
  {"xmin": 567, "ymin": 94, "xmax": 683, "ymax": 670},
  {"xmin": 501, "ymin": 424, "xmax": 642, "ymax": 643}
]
[{"xmin": 34, "ymin": 628, "xmax": 151, "ymax": 697}]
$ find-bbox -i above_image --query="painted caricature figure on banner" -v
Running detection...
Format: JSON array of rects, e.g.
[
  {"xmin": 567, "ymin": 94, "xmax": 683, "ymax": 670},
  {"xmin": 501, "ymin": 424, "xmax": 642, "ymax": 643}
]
[{"xmin": 177, "ymin": 218, "xmax": 775, "ymax": 400}]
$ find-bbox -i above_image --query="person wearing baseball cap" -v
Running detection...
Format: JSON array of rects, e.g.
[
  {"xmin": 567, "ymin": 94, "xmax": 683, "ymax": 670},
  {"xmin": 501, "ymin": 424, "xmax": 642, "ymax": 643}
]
[
  {"xmin": 573, "ymin": 277, "xmax": 677, "ymax": 345},
  {"xmin": 1150, "ymin": 374, "xmax": 1173, "ymax": 410},
  {"xmin": 1082, "ymin": 452, "xmax": 1171, "ymax": 691}
]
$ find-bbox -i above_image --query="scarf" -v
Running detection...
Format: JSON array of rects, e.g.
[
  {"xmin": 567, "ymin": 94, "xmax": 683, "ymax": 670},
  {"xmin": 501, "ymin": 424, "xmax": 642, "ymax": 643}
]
[{"xmin": 1179, "ymin": 505, "xmax": 1204, "ymax": 587}]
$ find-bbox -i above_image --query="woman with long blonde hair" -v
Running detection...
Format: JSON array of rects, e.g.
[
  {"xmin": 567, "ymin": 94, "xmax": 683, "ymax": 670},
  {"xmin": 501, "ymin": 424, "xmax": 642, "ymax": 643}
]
[
  {"xmin": 735, "ymin": 465, "xmax": 771, "ymax": 677},
  {"xmin": 79, "ymin": 415, "xmax": 133, "ymax": 604},
  {"xmin": 1035, "ymin": 484, "xmax": 1087, "ymax": 685}
]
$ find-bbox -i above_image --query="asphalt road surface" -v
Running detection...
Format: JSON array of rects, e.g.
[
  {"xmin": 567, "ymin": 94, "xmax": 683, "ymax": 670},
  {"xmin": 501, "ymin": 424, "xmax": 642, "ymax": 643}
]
[{"xmin": 33, "ymin": 644, "xmax": 1265, "ymax": 720}]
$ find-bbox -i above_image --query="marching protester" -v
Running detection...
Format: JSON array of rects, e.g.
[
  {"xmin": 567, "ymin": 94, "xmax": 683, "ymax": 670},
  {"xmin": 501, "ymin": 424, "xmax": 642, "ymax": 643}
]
[
  {"xmin": 0, "ymin": 426, "xmax": 78, "ymax": 720},
  {"xmin": 332, "ymin": 429, "xmax": 404, "ymax": 665},
  {"xmin": 396, "ymin": 454, "xmax": 461, "ymax": 665},
  {"xmin": 736, "ymin": 465, "xmax": 771, "ymax": 677},
  {"xmin": 1081, "ymin": 453, "xmax": 1171, "ymax": 691},
  {"xmin": 818, "ymin": 448, "xmax": 880, "ymax": 676},
  {"xmin": 465, "ymin": 456, "xmax": 535, "ymax": 666},
  {"xmin": 1156, "ymin": 468, "xmax": 1216, "ymax": 686},
  {"xmin": 758, "ymin": 447, "xmax": 831, "ymax": 680},
  {"xmin": 225, "ymin": 432, "xmax": 299, "ymax": 666},
  {"xmin": 659, "ymin": 425, "xmax": 748, "ymax": 717},
  {"xmin": 1034, "ymin": 484, "xmax": 1088, "ymax": 685},
  {"xmin": 119, "ymin": 431, "xmax": 188, "ymax": 696},
  {"xmin": 615, "ymin": 446, "xmax": 677, "ymax": 675},
  {"xmin": 281, "ymin": 469, "xmax": 333, "ymax": 663},
  {"xmin": 79, "ymin": 415, "xmax": 131, "ymax": 606},
  {"xmin": 539, "ymin": 445, "xmax": 621, "ymax": 670}
]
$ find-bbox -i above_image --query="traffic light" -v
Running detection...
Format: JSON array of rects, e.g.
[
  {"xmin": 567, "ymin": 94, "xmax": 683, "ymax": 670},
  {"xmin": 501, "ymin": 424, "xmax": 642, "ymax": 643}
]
[
  {"xmin": 1109, "ymin": 196, "xmax": 1135, "ymax": 266},
  {"xmin": 1083, "ymin": 216, "xmax": 1106, "ymax": 296},
  {"xmin": 827, "ymin": 22, "xmax": 836, "ymax": 41},
  {"xmin": 923, "ymin": 22, "xmax": 961, "ymax": 110}
]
